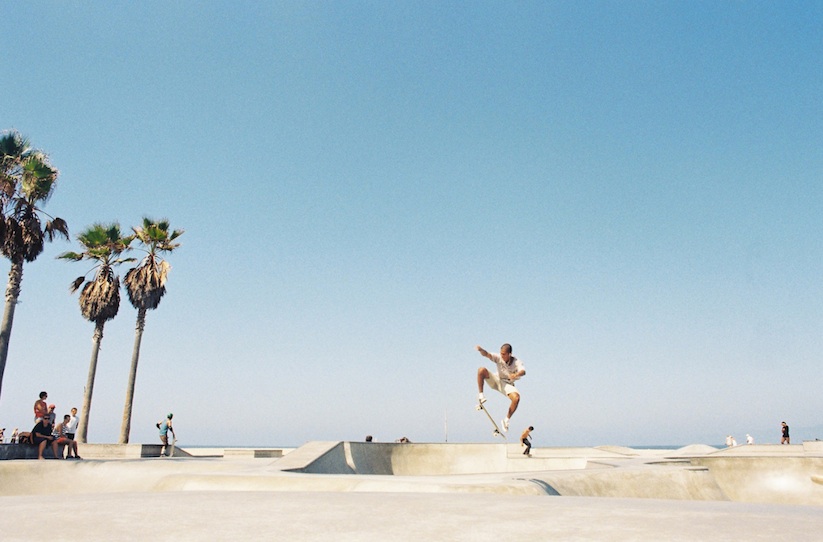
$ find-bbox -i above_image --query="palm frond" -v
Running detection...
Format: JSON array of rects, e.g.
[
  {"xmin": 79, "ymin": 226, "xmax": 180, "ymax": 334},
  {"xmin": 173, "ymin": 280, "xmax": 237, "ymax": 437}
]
[
  {"xmin": 69, "ymin": 276, "xmax": 85, "ymax": 293},
  {"xmin": 44, "ymin": 217, "xmax": 69, "ymax": 241}
]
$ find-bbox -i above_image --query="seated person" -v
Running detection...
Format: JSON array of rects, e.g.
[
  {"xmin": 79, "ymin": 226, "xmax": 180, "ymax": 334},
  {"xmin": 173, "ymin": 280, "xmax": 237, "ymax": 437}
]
[
  {"xmin": 54, "ymin": 414, "xmax": 81, "ymax": 459},
  {"xmin": 31, "ymin": 417, "xmax": 59, "ymax": 460}
]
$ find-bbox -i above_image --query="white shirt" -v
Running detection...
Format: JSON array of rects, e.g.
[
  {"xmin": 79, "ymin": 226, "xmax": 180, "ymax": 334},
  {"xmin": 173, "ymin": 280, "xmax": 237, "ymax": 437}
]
[
  {"xmin": 489, "ymin": 353, "xmax": 525, "ymax": 383},
  {"xmin": 66, "ymin": 415, "xmax": 79, "ymax": 433}
]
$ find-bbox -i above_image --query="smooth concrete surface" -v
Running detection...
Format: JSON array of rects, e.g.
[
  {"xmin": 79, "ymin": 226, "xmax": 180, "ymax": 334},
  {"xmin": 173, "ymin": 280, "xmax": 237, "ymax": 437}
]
[
  {"xmin": 1, "ymin": 441, "xmax": 822, "ymax": 540},
  {"xmin": 4, "ymin": 491, "xmax": 823, "ymax": 541}
]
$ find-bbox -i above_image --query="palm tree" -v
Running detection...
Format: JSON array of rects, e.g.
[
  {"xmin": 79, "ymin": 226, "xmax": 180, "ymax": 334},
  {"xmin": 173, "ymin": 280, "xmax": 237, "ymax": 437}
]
[
  {"xmin": 119, "ymin": 218, "xmax": 183, "ymax": 444},
  {"xmin": 59, "ymin": 223, "xmax": 134, "ymax": 443},
  {"xmin": 0, "ymin": 130, "xmax": 69, "ymax": 401}
]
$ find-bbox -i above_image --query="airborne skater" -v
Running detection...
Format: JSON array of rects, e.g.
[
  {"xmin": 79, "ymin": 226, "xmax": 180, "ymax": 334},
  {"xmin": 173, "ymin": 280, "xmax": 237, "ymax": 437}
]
[{"xmin": 476, "ymin": 343, "xmax": 525, "ymax": 433}]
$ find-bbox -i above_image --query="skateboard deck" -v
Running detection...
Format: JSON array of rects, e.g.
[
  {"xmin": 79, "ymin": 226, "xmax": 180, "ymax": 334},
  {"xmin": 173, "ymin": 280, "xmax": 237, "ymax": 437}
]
[
  {"xmin": 476, "ymin": 402, "xmax": 506, "ymax": 439},
  {"xmin": 169, "ymin": 437, "xmax": 177, "ymax": 457}
]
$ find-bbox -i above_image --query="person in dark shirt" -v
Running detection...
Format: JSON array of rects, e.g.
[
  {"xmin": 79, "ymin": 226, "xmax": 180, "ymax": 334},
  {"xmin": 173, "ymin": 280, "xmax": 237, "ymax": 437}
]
[
  {"xmin": 781, "ymin": 422, "xmax": 790, "ymax": 444},
  {"xmin": 32, "ymin": 417, "xmax": 59, "ymax": 460}
]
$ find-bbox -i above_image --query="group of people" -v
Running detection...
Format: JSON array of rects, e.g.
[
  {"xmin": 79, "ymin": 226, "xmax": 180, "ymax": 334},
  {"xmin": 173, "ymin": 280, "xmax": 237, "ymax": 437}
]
[
  {"xmin": 27, "ymin": 391, "xmax": 82, "ymax": 460},
  {"xmin": 726, "ymin": 422, "xmax": 792, "ymax": 448}
]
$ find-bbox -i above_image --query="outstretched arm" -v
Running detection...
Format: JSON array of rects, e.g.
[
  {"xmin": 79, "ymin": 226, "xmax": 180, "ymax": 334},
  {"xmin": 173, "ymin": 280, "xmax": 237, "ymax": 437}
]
[{"xmin": 475, "ymin": 345, "xmax": 492, "ymax": 359}]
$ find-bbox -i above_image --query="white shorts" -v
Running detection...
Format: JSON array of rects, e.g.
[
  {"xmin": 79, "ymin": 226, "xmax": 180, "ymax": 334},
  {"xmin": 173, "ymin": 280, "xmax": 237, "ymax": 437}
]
[{"xmin": 485, "ymin": 372, "xmax": 518, "ymax": 397}]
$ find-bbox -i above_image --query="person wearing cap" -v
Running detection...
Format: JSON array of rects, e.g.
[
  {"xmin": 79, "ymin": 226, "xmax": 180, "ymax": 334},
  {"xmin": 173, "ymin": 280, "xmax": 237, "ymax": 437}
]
[
  {"xmin": 47, "ymin": 404, "xmax": 57, "ymax": 426},
  {"xmin": 33, "ymin": 391, "xmax": 48, "ymax": 423},
  {"xmin": 157, "ymin": 413, "xmax": 175, "ymax": 457}
]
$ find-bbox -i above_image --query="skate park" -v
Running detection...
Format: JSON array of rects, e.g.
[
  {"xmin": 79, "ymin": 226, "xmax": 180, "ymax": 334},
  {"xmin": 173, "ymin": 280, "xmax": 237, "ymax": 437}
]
[{"xmin": 2, "ymin": 439, "xmax": 822, "ymax": 540}]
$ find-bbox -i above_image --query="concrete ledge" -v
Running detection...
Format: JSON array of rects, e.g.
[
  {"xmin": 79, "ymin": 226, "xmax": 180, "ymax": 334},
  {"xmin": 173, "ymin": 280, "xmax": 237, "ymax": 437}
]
[
  {"xmin": 0, "ymin": 443, "xmax": 66, "ymax": 460},
  {"xmin": 803, "ymin": 440, "xmax": 823, "ymax": 453},
  {"xmin": 0, "ymin": 443, "xmax": 192, "ymax": 460}
]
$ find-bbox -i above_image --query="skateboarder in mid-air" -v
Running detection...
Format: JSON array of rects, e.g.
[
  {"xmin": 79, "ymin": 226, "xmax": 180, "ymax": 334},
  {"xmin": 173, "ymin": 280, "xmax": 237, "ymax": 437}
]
[{"xmin": 476, "ymin": 343, "xmax": 525, "ymax": 433}]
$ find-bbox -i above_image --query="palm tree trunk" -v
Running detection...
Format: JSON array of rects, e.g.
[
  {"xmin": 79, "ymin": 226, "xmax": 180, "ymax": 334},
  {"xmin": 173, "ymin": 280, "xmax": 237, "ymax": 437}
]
[
  {"xmin": 0, "ymin": 261, "xmax": 23, "ymax": 402},
  {"xmin": 77, "ymin": 322, "xmax": 105, "ymax": 443},
  {"xmin": 119, "ymin": 308, "xmax": 147, "ymax": 444}
]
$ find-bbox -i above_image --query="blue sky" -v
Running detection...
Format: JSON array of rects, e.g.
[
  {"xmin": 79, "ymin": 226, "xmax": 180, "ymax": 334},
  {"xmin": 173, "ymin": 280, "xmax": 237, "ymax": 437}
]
[{"xmin": 1, "ymin": 1, "xmax": 821, "ymax": 447}]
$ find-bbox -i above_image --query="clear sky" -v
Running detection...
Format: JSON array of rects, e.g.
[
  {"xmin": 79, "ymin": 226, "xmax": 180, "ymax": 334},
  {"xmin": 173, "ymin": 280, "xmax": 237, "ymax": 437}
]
[{"xmin": 1, "ymin": 1, "xmax": 821, "ymax": 447}]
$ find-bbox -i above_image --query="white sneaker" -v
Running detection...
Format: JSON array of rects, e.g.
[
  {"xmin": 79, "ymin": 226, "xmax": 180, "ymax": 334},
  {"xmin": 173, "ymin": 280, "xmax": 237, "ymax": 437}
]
[
  {"xmin": 478, "ymin": 393, "xmax": 487, "ymax": 405},
  {"xmin": 501, "ymin": 418, "xmax": 509, "ymax": 432}
]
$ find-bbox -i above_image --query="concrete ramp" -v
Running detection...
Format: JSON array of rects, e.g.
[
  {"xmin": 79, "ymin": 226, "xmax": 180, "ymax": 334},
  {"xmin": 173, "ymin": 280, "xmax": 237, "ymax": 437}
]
[
  {"xmin": 284, "ymin": 442, "xmax": 591, "ymax": 475},
  {"xmin": 689, "ymin": 456, "xmax": 823, "ymax": 506}
]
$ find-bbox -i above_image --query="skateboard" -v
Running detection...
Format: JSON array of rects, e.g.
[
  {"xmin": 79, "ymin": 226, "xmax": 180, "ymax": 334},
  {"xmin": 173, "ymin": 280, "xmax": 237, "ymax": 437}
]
[
  {"xmin": 476, "ymin": 401, "xmax": 506, "ymax": 439},
  {"xmin": 169, "ymin": 437, "xmax": 177, "ymax": 458}
]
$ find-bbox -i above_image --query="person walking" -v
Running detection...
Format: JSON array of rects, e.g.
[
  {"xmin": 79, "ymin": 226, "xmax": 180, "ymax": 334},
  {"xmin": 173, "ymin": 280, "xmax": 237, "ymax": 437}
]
[{"xmin": 781, "ymin": 422, "xmax": 790, "ymax": 444}]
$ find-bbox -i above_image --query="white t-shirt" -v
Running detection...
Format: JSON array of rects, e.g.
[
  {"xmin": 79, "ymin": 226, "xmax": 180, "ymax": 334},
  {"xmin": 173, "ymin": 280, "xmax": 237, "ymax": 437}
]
[
  {"xmin": 66, "ymin": 415, "xmax": 79, "ymax": 433},
  {"xmin": 489, "ymin": 353, "xmax": 525, "ymax": 383}
]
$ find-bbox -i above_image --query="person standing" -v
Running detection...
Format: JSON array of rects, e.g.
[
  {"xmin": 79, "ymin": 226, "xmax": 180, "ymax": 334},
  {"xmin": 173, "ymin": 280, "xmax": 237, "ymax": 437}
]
[
  {"xmin": 33, "ymin": 391, "xmax": 48, "ymax": 423},
  {"xmin": 157, "ymin": 413, "xmax": 175, "ymax": 457},
  {"xmin": 781, "ymin": 422, "xmax": 790, "ymax": 444},
  {"xmin": 65, "ymin": 408, "xmax": 79, "ymax": 441},
  {"xmin": 520, "ymin": 426, "xmax": 534, "ymax": 456},
  {"xmin": 476, "ymin": 344, "xmax": 526, "ymax": 433},
  {"xmin": 47, "ymin": 404, "xmax": 57, "ymax": 426}
]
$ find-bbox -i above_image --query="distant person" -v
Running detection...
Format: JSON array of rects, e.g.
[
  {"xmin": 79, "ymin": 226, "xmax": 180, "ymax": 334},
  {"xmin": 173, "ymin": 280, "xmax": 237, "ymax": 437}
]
[
  {"xmin": 0, "ymin": 427, "xmax": 4, "ymax": 443},
  {"xmin": 54, "ymin": 415, "xmax": 81, "ymax": 459},
  {"xmin": 33, "ymin": 391, "xmax": 48, "ymax": 423},
  {"xmin": 725, "ymin": 435, "xmax": 736, "ymax": 447},
  {"xmin": 520, "ymin": 426, "xmax": 534, "ymax": 456},
  {"xmin": 31, "ymin": 417, "xmax": 58, "ymax": 460},
  {"xmin": 476, "ymin": 344, "xmax": 526, "ymax": 433},
  {"xmin": 746, "ymin": 434, "xmax": 754, "ymax": 445},
  {"xmin": 65, "ymin": 407, "xmax": 79, "ymax": 441},
  {"xmin": 365, "ymin": 435, "xmax": 373, "ymax": 442},
  {"xmin": 781, "ymin": 422, "xmax": 790, "ymax": 444},
  {"xmin": 157, "ymin": 413, "xmax": 175, "ymax": 456},
  {"xmin": 9, "ymin": 427, "xmax": 18, "ymax": 444}
]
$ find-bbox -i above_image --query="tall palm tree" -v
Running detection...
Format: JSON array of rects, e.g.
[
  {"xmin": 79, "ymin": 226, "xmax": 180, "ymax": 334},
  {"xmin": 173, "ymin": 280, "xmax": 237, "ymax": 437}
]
[
  {"xmin": 59, "ymin": 223, "xmax": 134, "ymax": 443},
  {"xmin": 0, "ymin": 130, "xmax": 69, "ymax": 401},
  {"xmin": 119, "ymin": 218, "xmax": 183, "ymax": 443}
]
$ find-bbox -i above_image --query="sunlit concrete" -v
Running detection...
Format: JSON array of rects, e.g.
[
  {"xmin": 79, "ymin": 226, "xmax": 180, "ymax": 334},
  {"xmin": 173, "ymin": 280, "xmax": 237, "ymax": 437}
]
[{"xmin": 1, "ymin": 441, "xmax": 822, "ymax": 540}]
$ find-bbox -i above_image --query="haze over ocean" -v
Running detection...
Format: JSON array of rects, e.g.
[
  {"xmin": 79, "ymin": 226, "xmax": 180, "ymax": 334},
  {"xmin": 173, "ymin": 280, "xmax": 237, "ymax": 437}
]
[{"xmin": 0, "ymin": 2, "xmax": 821, "ymax": 447}]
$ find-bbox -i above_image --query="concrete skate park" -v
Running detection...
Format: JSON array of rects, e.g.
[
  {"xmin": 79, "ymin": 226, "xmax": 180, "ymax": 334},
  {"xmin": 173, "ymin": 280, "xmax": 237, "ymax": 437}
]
[{"xmin": 2, "ymin": 440, "xmax": 823, "ymax": 540}]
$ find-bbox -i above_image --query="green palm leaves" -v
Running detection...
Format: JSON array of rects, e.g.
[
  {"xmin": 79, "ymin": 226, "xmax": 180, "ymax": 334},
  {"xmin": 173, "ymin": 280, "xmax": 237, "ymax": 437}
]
[
  {"xmin": 124, "ymin": 218, "xmax": 183, "ymax": 311},
  {"xmin": 0, "ymin": 130, "xmax": 69, "ymax": 401},
  {"xmin": 0, "ymin": 130, "xmax": 68, "ymax": 263},
  {"xmin": 60, "ymin": 219, "xmax": 183, "ymax": 443},
  {"xmin": 60, "ymin": 223, "xmax": 136, "ymax": 324},
  {"xmin": 120, "ymin": 218, "xmax": 183, "ymax": 443}
]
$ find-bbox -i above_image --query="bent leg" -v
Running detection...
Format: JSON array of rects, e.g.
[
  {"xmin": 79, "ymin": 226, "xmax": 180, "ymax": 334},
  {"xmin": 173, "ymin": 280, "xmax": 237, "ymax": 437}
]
[
  {"xmin": 506, "ymin": 391, "xmax": 520, "ymax": 419},
  {"xmin": 477, "ymin": 367, "xmax": 490, "ymax": 393}
]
